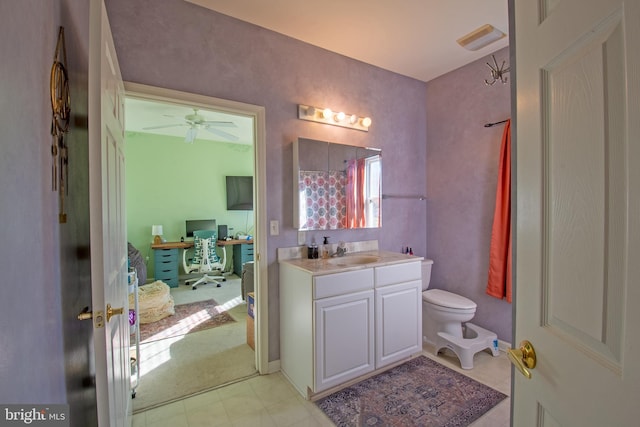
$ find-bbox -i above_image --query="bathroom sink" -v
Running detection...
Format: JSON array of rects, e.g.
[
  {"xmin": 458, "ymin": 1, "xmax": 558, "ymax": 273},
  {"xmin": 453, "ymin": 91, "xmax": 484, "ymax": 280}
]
[{"xmin": 327, "ymin": 255, "xmax": 381, "ymax": 266}]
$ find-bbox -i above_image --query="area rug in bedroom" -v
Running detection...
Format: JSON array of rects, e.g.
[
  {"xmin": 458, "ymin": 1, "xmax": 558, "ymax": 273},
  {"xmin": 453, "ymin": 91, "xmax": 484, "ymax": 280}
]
[
  {"xmin": 316, "ymin": 355, "xmax": 507, "ymax": 427},
  {"xmin": 139, "ymin": 299, "xmax": 235, "ymax": 343}
]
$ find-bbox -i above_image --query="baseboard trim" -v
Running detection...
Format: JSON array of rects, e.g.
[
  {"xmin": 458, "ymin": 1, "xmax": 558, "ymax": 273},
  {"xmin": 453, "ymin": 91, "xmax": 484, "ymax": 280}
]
[{"xmin": 267, "ymin": 359, "xmax": 280, "ymax": 374}]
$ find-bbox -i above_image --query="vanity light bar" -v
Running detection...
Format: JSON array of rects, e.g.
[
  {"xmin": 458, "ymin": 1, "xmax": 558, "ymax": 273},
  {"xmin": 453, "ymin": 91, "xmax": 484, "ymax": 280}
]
[{"xmin": 297, "ymin": 104, "xmax": 371, "ymax": 132}]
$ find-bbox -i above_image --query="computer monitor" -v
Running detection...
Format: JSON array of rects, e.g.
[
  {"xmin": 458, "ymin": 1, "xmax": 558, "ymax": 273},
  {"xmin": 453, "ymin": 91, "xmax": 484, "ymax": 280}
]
[{"xmin": 185, "ymin": 219, "xmax": 217, "ymax": 238}]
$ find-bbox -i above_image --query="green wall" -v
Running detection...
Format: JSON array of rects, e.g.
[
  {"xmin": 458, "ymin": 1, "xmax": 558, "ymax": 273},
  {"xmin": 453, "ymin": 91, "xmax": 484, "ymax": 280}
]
[{"xmin": 125, "ymin": 132, "xmax": 254, "ymax": 279}]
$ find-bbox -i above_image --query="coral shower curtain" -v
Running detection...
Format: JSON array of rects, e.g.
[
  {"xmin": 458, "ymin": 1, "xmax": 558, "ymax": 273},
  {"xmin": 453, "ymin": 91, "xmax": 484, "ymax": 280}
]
[
  {"xmin": 346, "ymin": 159, "xmax": 366, "ymax": 228},
  {"xmin": 486, "ymin": 120, "xmax": 512, "ymax": 303}
]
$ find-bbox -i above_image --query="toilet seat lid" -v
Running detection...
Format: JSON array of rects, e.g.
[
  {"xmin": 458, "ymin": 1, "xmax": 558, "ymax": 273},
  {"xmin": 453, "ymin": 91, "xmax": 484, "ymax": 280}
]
[{"xmin": 422, "ymin": 289, "xmax": 477, "ymax": 310}]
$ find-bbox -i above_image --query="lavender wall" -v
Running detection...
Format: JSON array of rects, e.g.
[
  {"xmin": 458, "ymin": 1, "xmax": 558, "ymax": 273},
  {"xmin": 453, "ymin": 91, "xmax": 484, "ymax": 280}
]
[
  {"xmin": 0, "ymin": 0, "xmax": 65, "ymax": 402},
  {"xmin": 106, "ymin": 0, "xmax": 428, "ymax": 361},
  {"xmin": 0, "ymin": 3, "xmax": 96, "ymax": 420},
  {"xmin": 426, "ymin": 47, "xmax": 512, "ymax": 342}
]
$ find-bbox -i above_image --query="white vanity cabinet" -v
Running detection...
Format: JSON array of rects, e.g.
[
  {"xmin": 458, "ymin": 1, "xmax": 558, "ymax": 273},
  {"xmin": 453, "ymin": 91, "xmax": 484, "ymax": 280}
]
[
  {"xmin": 279, "ymin": 256, "xmax": 421, "ymax": 399},
  {"xmin": 374, "ymin": 262, "xmax": 423, "ymax": 368},
  {"xmin": 280, "ymin": 265, "xmax": 374, "ymax": 397}
]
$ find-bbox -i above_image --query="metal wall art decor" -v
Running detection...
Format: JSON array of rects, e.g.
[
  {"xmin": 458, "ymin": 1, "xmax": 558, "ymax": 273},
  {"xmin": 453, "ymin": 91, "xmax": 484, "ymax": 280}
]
[
  {"xmin": 485, "ymin": 54, "xmax": 510, "ymax": 86},
  {"xmin": 50, "ymin": 26, "xmax": 70, "ymax": 223}
]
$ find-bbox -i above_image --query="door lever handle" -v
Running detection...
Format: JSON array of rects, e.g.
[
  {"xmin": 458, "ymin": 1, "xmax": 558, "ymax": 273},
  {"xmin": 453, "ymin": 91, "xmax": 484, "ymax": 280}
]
[{"xmin": 508, "ymin": 340, "xmax": 537, "ymax": 379}]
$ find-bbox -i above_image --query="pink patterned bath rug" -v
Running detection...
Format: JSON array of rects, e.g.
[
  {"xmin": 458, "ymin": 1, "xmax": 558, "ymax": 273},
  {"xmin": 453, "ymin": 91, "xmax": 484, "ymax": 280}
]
[{"xmin": 316, "ymin": 355, "xmax": 507, "ymax": 426}]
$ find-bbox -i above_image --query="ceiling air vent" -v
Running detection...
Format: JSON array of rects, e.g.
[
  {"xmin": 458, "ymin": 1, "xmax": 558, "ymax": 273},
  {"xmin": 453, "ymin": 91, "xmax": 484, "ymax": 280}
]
[{"xmin": 457, "ymin": 24, "xmax": 506, "ymax": 51}]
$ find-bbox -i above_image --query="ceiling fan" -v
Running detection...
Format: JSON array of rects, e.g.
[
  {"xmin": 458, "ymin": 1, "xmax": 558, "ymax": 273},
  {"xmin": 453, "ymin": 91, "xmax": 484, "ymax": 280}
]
[{"xmin": 143, "ymin": 108, "xmax": 239, "ymax": 143}]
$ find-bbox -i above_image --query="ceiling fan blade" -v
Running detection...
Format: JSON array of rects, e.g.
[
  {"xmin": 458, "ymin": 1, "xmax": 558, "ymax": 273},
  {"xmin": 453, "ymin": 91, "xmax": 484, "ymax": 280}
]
[
  {"xmin": 143, "ymin": 123, "xmax": 187, "ymax": 130},
  {"xmin": 201, "ymin": 120, "xmax": 237, "ymax": 128},
  {"xmin": 184, "ymin": 127, "xmax": 198, "ymax": 143},
  {"xmin": 204, "ymin": 126, "xmax": 239, "ymax": 141}
]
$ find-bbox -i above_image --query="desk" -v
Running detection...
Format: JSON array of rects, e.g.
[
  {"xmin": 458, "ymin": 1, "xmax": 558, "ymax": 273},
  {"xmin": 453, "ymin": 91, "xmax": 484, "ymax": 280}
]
[{"xmin": 151, "ymin": 239, "xmax": 254, "ymax": 283}]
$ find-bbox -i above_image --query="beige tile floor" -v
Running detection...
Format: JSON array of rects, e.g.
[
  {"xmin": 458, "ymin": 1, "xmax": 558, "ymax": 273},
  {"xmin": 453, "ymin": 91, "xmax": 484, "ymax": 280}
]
[{"xmin": 132, "ymin": 343, "xmax": 511, "ymax": 427}]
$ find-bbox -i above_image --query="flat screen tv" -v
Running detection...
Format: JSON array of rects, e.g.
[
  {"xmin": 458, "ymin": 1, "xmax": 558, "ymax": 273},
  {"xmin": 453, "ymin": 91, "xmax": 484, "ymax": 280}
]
[
  {"xmin": 185, "ymin": 219, "xmax": 217, "ymax": 238},
  {"xmin": 226, "ymin": 176, "xmax": 254, "ymax": 211}
]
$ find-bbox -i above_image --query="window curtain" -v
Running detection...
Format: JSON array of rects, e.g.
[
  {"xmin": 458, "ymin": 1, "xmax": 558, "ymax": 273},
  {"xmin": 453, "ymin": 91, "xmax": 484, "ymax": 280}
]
[
  {"xmin": 356, "ymin": 158, "xmax": 366, "ymax": 227},
  {"xmin": 346, "ymin": 159, "xmax": 367, "ymax": 228},
  {"xmin": 486, "ymin": 119, "xmax": 512, "ymax": 303}
]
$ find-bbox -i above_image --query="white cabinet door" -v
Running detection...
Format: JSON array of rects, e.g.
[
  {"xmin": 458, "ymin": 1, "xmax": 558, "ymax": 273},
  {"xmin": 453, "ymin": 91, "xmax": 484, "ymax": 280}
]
[
  {"xmin": 314, "ymin": 290, "xmax": 375, "ymax": 392},
  {"xmin": 375, "ymin": 280, "xmax": 422, "ymax": 368}
]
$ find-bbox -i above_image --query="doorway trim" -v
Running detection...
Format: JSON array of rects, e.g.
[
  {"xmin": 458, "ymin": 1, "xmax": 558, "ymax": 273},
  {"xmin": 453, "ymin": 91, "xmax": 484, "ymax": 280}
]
[{"xmin": 123, "ymin": 82, "xmax": 269, "ymax": 374}]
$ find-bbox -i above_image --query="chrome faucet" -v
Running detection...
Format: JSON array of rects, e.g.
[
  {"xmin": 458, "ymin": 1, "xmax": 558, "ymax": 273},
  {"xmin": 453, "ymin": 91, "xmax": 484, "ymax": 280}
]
[{"xmin": 332, "ymin": 242, "xmax": 348, "ymax": 257}]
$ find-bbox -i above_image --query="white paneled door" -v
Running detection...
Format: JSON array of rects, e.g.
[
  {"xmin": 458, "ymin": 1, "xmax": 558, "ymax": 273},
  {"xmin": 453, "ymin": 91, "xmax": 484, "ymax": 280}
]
[
  {"xmin": 513, "ymin": 0, "xmax": 640, "ymax": 424},
  {"xmin": 89, "ymin": 1, "xmax": 130, "ymax": 425}
]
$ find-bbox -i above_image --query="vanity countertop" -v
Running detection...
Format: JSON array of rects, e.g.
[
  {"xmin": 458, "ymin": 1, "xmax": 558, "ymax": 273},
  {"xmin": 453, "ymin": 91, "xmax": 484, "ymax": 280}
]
[{"xmin": 279, "ymin": 250, "xmax": 423, "ymax": 276}]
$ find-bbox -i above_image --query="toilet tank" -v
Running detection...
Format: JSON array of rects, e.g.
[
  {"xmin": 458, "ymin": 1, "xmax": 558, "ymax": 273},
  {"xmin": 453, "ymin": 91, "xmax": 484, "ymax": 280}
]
[{"xmin": 421, "ymin": 259, "xmax": 434, "ymax": 291}]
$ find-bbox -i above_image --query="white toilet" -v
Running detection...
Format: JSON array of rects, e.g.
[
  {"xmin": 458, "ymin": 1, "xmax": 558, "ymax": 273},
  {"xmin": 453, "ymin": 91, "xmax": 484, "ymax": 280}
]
[{"xmin": 421, "ymin": 259, "xmax": 500, "ymax": 369}]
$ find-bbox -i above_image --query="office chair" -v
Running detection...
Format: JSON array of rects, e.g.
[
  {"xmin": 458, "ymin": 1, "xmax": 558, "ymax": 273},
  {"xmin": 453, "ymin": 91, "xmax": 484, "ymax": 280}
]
[{"xmin": 183, "ymin": 230, "xmax": 227, "ymax": 290}]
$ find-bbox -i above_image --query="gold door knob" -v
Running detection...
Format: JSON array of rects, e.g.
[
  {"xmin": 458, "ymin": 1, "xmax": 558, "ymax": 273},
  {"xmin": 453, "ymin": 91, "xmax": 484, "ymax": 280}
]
[
  {"xmin": 106, "ymin": 304, "xmax": 124, "ymax": 322},
  {"xmin": 508, "ymin": 340, "xmax": 537, "ymax": 379}
]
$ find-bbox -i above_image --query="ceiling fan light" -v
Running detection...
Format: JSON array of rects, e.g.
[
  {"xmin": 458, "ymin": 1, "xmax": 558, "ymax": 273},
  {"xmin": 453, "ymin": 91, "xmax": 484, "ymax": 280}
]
[{"xmin": 185, "ymin": 127, "xmax": 197, "ymax": 143}]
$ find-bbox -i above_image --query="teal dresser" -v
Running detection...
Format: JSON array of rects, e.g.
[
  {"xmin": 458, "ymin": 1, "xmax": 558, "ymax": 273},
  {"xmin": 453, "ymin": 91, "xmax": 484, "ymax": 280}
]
[
  {"xmin": 153, "ymin": 248, "xmax": 179, "ymax": 287},
  {"xmin": 233, "ymin": 243, "xmax": 254, "ymax": 276}
]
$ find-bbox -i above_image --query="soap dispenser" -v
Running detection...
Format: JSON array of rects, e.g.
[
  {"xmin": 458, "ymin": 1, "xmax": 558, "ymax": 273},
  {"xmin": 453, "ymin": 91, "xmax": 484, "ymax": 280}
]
[
  {"xmin": 322, "ymin": 236, "xmax": 330, "ymax": 259},
  {"xmin": 308, "ymin": 239, "xmax": 319, "ymax": 259}
]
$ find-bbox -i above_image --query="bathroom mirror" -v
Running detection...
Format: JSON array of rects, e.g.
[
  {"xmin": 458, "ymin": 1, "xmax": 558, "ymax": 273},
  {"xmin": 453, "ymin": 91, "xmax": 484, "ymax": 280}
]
[{"xmin": 294, "ymin": 137, "xmax": 382, "ymax": 230}]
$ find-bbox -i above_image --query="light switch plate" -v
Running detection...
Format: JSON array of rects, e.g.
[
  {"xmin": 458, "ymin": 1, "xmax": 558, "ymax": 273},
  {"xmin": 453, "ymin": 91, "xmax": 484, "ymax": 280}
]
[
  {"xmin": 270, "ymin": 220, "xmax": 279, "ymax": 236},
  {"xmin": 297, "ymin": 230, "xmax": 306, "ymax": 245}
]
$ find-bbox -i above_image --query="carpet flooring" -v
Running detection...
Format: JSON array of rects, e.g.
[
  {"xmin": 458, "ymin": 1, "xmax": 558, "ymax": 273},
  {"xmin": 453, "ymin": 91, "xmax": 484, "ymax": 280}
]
[
  {"xmin": 139, "ymin": 299, "xmax": 235, "ymax": 343},
  {"xmin": 132, "ymin": 279, "xmax": 257, "ymax": 413},
  {"xmin": 316, "ymin": 355, "xmax": 507, "ymax": 426}
]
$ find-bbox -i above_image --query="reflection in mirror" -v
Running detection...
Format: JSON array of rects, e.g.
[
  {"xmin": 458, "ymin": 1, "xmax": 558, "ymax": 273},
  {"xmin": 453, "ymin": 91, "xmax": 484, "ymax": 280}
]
[
  {"xmin": 293, "ymin": 138, "xmax": 381, "ymax": 230},
  {"xmin": 354, "ymin": 147, "xmax": 382, "ymax": 228}
]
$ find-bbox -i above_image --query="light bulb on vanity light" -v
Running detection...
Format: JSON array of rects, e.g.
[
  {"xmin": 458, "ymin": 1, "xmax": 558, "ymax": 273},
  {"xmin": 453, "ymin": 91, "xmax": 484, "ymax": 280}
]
[
  {"xmin": 296, "ymin": 104, "xmax": 371, "ymax": 132},
  {"xmin": 306, "ymin": 106, "xmax": 316, "ymax": 117}
]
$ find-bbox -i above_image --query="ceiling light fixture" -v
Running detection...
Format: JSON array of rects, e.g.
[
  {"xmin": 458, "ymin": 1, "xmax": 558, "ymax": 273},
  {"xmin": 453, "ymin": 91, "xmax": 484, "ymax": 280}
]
[
  {"xmin": 298, "ymin": 104, "xmax": 371, "ymax": 131},
  {"xmin": 457, "ymin": 24, "xmax": 506, "ymax": 51}
]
